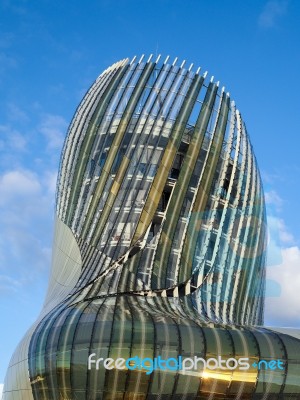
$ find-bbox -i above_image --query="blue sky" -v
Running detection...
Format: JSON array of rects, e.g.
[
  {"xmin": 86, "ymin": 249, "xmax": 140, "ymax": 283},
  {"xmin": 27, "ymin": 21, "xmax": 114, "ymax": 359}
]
[{"xmin": 1, "ymin": 0, "xmax": 300, "ymax": 389}]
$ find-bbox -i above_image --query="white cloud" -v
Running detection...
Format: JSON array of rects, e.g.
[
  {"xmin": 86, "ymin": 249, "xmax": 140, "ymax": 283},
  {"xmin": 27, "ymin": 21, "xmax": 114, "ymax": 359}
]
[
  {"xmin": 0, "ymin": 275, "xmax": 22, "ymax": 293},
  {"xmin": 0, "ymin": 170, "xmax": 41, "ymax": 206},
  {"xmin": 266, "ymin": 246, "xmax": 300, "ymax": 327},
  {"xmin": 261, "ymin": 170, "xmax": 283, "ymax": 184},
  {"xmin": 258, "ymin": 0, "xmax": 288, "ymax": 28},
  {"xmin": 265, "ymin": 201, "xmax": 300, "ymax": 327},
  {"xmin": 43, "ymin": 170, "xmax": 58, "ymax": 196},
  {"xmin": 39, "ymin": 114, "xmax": 67, "ymax": 149},
  {"xmin": 0, "ymin": 168, "xmax": 54, "ymax": 294},
  {"xmin": 267, "ymin": 215, "xmax": 294, "ymax": 245},
  {"xmin": 8, "ymin": 131, "xmax": 27, "ymax": 151},
  {"xmin": 0, "ymin": 383, "xmax": 3, "ymax": 399},
  {"xmin": 0, "ymin": 124, "xmax": 27, "ymax": 151},
  {"xmin": 265, "ymin": 188, "xmax": 294, "ymax": 272},
  {"xmin": 7, "ymin": 103, "xmax": 29, "ymax": 123},
  {"xmin": 265, "ymin": 189, "xmax": 283, "ymax": 210}
]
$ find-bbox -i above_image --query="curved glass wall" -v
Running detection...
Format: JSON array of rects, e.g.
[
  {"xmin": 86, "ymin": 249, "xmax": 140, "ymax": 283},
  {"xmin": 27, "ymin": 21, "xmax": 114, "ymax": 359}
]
[{"xmin": 3, "ymin": 55, "xmax": 300, "ymax": 400}]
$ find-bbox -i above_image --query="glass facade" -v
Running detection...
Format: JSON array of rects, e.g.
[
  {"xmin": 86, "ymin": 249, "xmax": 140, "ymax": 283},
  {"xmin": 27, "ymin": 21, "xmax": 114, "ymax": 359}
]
[{"xmin": 3, "ymin": 55, "xmax": 300, "ymax": 399}]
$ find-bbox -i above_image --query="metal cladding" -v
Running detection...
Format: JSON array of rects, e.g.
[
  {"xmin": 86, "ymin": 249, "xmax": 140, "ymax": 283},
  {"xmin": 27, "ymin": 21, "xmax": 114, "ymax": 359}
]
[
  {"xmin": 3, "ymin": 56, "xmax": 300, "ymax": 400},
  {"xmin": 56, "ymin": 55, "xmax": 267, "ymax": 325}
]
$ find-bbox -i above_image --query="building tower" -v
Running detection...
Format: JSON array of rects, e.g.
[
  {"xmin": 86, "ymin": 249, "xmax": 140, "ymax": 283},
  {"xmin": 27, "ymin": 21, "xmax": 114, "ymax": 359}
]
[{"xmin": 3, "ymin": 55, "xmax": 300, "ymax": 400}]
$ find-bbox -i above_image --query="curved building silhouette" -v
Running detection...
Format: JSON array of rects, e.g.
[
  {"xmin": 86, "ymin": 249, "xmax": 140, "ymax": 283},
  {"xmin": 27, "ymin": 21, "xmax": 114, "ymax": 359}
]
[{"xmin": 3, "ymin": 55, "xmax": 300, "ymax": 399}]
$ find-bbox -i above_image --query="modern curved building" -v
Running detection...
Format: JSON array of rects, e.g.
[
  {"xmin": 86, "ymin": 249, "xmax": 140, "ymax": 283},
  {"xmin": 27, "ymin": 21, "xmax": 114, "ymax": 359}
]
[{"xmin": 3, "ymin": 55, "xmax": 300, "ymax": 399}]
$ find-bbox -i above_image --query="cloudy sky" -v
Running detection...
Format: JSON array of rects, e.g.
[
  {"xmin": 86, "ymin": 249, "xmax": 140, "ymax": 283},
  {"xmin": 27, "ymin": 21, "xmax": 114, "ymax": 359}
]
[{"xmin": 1, "ymin": 0, "xmax": 300, "ymax": 390}]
